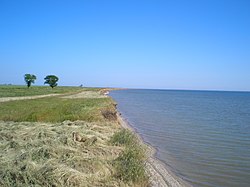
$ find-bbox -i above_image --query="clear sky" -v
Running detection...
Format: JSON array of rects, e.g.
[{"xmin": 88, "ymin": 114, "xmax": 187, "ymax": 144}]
[{"xmin": 0, "ymin": 0, "xmax": 249, "ymax": 91}]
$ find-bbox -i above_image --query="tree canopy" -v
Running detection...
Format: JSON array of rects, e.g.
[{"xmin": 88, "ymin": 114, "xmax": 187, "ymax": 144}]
[
  {"xmin": 24, "ymin": 74, "xmax": 37, "ymax": 88},
  {"xmin": 44, "ymin": 75, "xmax": 59, "ymax": 88}
]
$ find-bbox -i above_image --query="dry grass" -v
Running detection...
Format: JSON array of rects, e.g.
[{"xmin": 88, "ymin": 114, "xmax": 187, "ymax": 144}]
[{"xmin": 0, "ymin": 120, "xmax": 125, "ymax": 187}]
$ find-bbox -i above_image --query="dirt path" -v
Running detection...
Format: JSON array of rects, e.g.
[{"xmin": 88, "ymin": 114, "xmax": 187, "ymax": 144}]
[
  {"xmin": 0, "ymin": 94, "xmax": 60, "ymax": 103},
  {"xmin": 0, "ymin": 90, "xmax": 107, "ymax": 103}
]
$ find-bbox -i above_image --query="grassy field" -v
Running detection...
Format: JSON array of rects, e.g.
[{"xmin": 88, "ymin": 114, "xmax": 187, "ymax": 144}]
[
  {"xmin": 0, "ymin": 86, "xmax": 148, "ymax": 186},
  {"xmin": 0, "ymin": 97, "xmax": 115, "ymax": 122},
  {"xmin": 0, "ymin": 85, "xmax": 96, "ymax": 97}
]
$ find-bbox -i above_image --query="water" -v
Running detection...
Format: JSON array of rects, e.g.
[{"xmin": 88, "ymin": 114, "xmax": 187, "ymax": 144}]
[{"xmin": 110, "ymin": 89, "xmax": 250, "ymax": 187}]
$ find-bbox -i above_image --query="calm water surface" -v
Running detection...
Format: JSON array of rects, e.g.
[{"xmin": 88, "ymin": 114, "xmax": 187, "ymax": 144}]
[{"xmin": 110, "ymin": 89, "xmax": 250, "ymax": 187}]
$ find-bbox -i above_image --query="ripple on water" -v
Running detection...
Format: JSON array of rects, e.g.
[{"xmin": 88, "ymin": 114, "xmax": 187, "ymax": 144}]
[{"xmin": 110, "ymin": 89, "xmax": 250, "ymax": 187}]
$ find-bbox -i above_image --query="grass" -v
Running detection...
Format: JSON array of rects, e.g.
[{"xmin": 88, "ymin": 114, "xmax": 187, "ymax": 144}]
[
  {"xmin": 0, "ymin": 86, "xmax": 149, "ymax": 186},
  {"xmin": 0, "ymin": 97, "xmax": 116, "ymax": 122},
  {"xmin": 110, "ymin": 129, "xmax": 148, "ymax": 185},
  {"xmin": 0, "ymin": 85, "xmax": 99, "ymax": 97},
  {"xmin": 110, "ymin": 129, "xmax": 136, "ymax": 146},
  {"xmin": 0, "ymin": 121, "xmax": 123, "ymax": 187}
]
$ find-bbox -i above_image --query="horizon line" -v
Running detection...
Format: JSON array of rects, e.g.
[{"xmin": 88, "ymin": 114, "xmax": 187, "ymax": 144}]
[{"xmin": 1, "ymin": 84, "xmax": 249, "ymax": 93}]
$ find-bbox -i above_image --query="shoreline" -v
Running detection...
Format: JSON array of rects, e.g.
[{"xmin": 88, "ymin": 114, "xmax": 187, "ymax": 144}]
[{"xmin": 116, "ymin": 112, "xmax": 191, "ymax": 187}]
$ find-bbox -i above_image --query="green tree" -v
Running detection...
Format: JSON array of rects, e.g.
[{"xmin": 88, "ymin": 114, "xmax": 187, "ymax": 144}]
[
  {"xmin": 44, "ymin": 75, "xmax": 59, "ymax": 88},
  {"xmin": 24, "ymin": 74, "xmax": 37, "ymax": 88}
]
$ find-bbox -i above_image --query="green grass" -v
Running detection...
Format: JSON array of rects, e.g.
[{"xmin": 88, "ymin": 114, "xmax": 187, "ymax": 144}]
[
  {"xmin": 110, "ymin": 129, "xmax": 136, "ymax": 146},
  {"xmin": 0, "ymin": 96, "xmax": 116, "ymax": 122},
  {"xmin": 0, "ymin": 85, "xmax": 92, "ymax": 97},
  {"xmin": 110, "ymin": 129, "xmax": 148, "ymax": 185}
]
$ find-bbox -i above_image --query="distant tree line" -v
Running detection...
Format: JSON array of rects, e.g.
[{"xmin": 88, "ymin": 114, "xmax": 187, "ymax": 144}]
[{"xmin": 24, "ymin": 74, "xmax": 59, "ymax": 88}]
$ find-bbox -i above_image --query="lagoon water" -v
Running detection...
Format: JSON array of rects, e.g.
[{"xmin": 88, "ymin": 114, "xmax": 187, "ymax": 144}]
[{"xmin": 110, "ymin": 89, "xmax": 250, "ymax": 187}]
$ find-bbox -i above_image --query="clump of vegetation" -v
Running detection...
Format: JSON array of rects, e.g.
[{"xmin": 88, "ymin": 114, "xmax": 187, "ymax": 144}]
[
  {"xmin": 110, "ymin": 129, "xmax": 136, "ymax": 146},
  {"xmin": 110, "ymin": 129, "xmax": 148, "ymax": 185},
  {"xmin": 115, "ymin": 146, "xmax": 148, "ymax": 184}
]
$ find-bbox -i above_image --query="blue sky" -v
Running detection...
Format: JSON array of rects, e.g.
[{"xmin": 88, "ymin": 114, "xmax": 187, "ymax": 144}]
[{"xmin": 0, "ymin": 0, "xmax": 249, "ymax": 91}]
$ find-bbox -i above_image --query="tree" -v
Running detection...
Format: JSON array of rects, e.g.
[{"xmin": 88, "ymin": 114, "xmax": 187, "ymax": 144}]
[
  {"xmin": 44, "ymin": 75, "xmax": 59, "ymax": 88},
  {"xmin": 24, "ymin": 74, "xmax": 37, "ymax": 88}
]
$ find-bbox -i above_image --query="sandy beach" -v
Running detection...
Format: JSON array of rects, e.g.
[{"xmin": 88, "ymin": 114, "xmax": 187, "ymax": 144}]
[{"xmin": 116, "ymin": 113, "xmax": 191, "ymax": 187}]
